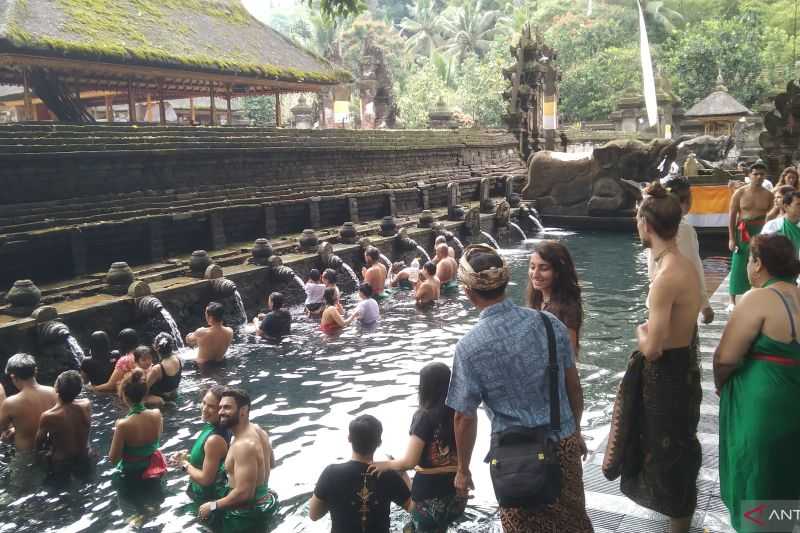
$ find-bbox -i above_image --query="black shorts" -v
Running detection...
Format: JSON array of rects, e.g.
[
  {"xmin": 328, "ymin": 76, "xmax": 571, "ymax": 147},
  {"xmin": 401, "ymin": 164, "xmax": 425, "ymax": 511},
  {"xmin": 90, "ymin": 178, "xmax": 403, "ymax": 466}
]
[{"xmin": 306, "ymin": 303, "xmax": 323, "ymax": 313}]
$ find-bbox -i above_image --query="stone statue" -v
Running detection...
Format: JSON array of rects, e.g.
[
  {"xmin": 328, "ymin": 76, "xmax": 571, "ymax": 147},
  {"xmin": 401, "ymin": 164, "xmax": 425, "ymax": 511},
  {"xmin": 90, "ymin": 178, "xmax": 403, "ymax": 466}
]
[
  {"xmin": 522, "ymin": 137, "xmax": 686, "ymax": 216},
  {"xmin": 683, "ymin": 152, "xmax": 698, "ymax": 177}
]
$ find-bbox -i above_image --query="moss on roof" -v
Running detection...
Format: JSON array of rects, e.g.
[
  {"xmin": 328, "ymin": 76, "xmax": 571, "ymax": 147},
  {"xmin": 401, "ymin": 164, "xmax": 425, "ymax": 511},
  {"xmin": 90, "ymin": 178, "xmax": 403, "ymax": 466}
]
[{"xmin": 0, "ymin": 0, "xmax": 352, "ymax": 84}]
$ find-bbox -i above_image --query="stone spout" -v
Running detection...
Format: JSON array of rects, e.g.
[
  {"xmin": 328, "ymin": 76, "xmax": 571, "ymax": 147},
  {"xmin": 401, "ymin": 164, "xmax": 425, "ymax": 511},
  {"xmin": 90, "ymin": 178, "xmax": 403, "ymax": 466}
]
[
  {"xmin": 395, "ymin": 230, "xmax": 420, "ymax": 252},
  {"xmin": 37, "ymin": 320, "xmax": 72, "ymax": 345},
  {"xmin": 209, "ymin": 278, "xmax": 238, "ymax": 298},
  {"xmin": 270, "ymin": 265, "xmax": 297, "ymax": 284},
  {"xmin": 136, "ymin": 295, "xmax": 164, "ymax": 318}
]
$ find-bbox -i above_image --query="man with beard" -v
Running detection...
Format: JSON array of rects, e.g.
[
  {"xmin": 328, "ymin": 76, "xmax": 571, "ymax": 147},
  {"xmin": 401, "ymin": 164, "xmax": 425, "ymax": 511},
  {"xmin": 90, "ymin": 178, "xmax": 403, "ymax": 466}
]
[
  {"xmin": 198, "ymin": 388, "xmax": 278, "ymax": 529},
  {"xmin": 612, "ymin": 181, "xmax": 703, "ymax": 533}
]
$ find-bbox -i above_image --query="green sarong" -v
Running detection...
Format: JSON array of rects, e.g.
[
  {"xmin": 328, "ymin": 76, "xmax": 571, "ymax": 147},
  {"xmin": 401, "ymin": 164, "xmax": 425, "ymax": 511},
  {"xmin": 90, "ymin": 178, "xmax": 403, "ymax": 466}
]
[
  {"xmin": 441, "ymin": 279, "xmax": 459, "ymax": 293},
  {"xmin": 398, "ymin": 279, "xmax": 414, "ymax": 290},
  {"xmin": 729, "ymin": 218, "xmax": 765, "ymax": 296},
  {"xmin": 373, "ymin": 289, "xmax": 393, "ymax": 301},
  {"xmin": 777, "ymin": 217, "xmax": 800, "ymax": 256},
  {"xmin": 220, "ymin": 484, "xmax": 279, "ymax": 533},
  {"xmin": 187, "ymin": 423, "xmax": 227, "ymax": 502},
  {"xmin": 720, "ymin": 333, "xmax": 800, "ymax": 531}
]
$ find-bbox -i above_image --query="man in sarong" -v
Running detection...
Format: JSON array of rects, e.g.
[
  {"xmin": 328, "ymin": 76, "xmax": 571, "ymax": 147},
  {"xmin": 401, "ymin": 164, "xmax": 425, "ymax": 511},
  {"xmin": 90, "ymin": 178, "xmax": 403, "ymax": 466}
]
[
  {"xmin": 762, "ymin": 189, "xmax": 800, "ymax": 256},
  {"xmin": 727, "ymin": 162, "xmax": 773, "ymax": 306},
  {"xmin": 619, "ymin": 182, "xmax": 704, "ymax": 533}
]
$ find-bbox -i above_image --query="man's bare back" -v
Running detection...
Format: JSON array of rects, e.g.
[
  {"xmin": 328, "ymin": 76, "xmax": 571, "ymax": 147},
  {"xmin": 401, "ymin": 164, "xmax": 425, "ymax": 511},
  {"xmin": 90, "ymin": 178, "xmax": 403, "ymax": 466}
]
[
  {"xmin": 37, "ymin": 399, "xmax": 91, "ymax": 462},
  {"xmin": 190, "ymin": 325, "xmax": 233, "ymax": 364},
  {"xmin": 436, "ymin": 256, "xmax": 457, "ymax": 284},
  {"xmin": 364, "ymin": 264, "xmax": 387, "ymax": 296},
  {"xmin": 647, "ymin": 252, "xmax": 703, "ymax": 351},
  {"xmin": 0, "ymin": 385, "xmax": 56, "ymax": 451},
  {"xmin": 416, "ymin": 277, "xmax": 440, "ymax": 306}
]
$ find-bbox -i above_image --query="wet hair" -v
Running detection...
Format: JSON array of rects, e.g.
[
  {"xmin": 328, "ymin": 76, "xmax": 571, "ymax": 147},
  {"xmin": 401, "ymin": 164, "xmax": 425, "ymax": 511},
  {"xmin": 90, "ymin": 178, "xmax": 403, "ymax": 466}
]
[
  {"xmin": 206, "ymin": 302, "xmax": 224, "ymax": 322},
  {"xmin": 423, "ymin": 261, "xmax": 436, "ymax": 276},
  {"xmin": 467, "ymin": 251, "xmax": 507, "ymax": 300},
  {"xmin": 117, "ymin": 328, "xmax": 139, "ymax": 354},
  {"xmin": 349, "ymin": 414, "xmax": 382, "ymax": 455},
  {"xmin": 434, "ymin": 235, "xmax": 447, "ymax": 246},
  {"xmin": 89, "ymin": 331, "xmax": 112, "ymax": 361},
  {"xmin": 153, "ymin": 332, "xmax": 175, "ymax": 359},
  {"xmin": 358, "ymin": 282, "xmax": 373, "ymax": 298},
  {"xmin": 309, "ymin": 269, "xmax": 321, "ymax": 282},
  {"xmin": 365, "ymin": 246, "xmax": 380, "ymax": 262},
  {"xmin": 664, "ymin": 176, "xmax": 692, "ymax": 205},
  {"xmin": 436, "ymin": 243, "xmax": 449, "ymax": 255},
  {"xmin": 322, "ymin": 268, "xmax": 337, "ymax": 284},
  {"xmin": 55, "ymin": 370, "xmax": 82, "ymax": 403},
  {"xmin": 418, "ymin": 362, "xmax": 452, "ymax": 410},
  {"xmin": 5, "ymin": 353, "xmax": 36, "ymax": 380},
  {"xmin": 392, "ymin": 261, "xmax": 405, "ymax": 274},
  {"xmin": 750, "ymin": 234, "xmax": 800, "ymax": 279},
  {"xmin": 220, "ymin": 387, "xmax": 251, "ymax": 410},
  {"xmin": 750, "ymin": 161, "xmax": 767, "ymax": 173},
  {"xmin": 323, "ymin": 287, "xmax": 339, "ymax": 306},
  {"xmin": 526, "ymin": 240, "xmax": 584, "ymax": 341},
  {"xmin": 133, "ymin": 345, "xmax": 154, "ymax": 364},
  {"xmin": 269, "ymin": 291, "xmax": 285, "ymax": 310},
  {"xmin": 120, "ymin": 368, "xmax": 148, "ymax": 403},
  {"xmin": 206, "ymin": 384, "xmax": 226, "ymax": 401},
  {"xmin": 638, "ymin": 181, "xmax": 682, "ymax": 240},
  {"xmin": 782, "ymin": 189, "xmax": 800, "ymax": 206},
  {"xmin": 778, "ymin": 166, "xmax": 799, "ymax": 187}
]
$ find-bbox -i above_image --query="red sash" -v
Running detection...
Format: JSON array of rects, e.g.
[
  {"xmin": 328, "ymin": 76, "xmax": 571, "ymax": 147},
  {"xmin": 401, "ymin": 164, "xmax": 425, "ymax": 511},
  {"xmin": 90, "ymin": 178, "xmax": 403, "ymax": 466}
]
[{"xmin": 752, "ymin": 353, "xmax": 800, "ymax": 366}]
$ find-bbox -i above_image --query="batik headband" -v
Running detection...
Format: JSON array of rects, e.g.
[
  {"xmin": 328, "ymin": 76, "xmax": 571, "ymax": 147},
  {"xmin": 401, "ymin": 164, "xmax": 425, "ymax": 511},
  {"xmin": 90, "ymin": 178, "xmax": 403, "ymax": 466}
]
[{"xmin": 457, "ymin": 244, "xmax": 510, "ymax": 291}]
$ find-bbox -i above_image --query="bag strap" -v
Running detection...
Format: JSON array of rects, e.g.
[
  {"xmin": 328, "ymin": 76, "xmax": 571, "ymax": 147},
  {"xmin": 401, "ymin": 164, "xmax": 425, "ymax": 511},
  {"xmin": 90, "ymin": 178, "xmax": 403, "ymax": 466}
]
[{"xmin": 540, "ymin": 312, "xmax": 561, "ymax": 433}]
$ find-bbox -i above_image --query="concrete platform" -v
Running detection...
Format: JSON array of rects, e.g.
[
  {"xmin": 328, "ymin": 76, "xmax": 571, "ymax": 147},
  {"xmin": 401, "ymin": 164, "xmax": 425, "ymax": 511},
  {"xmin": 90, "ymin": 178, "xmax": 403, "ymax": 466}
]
[{"xmin": 583, "ymin": 276, "xmax": 735, "ymax": 533}]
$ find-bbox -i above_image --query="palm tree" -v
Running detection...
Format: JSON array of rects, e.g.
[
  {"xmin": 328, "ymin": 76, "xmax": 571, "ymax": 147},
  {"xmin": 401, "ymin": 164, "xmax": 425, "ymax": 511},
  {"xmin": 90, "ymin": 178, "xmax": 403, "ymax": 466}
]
[
  {"xmin": 607, "ymin": 0, "xmax": 684, "ymax": 34},
  {"xmin": 440, "ymin": 0, "xmax": 509, "ymax": 63},
  {"xmin": 399, "ymin": 0, "xmax": 443, "ymax": 58}
]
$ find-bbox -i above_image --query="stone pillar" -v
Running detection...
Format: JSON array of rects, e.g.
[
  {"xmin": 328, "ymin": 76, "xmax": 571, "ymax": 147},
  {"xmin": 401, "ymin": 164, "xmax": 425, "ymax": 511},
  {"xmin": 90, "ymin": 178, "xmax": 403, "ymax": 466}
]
[
  {"xmin": 291, "ymin": 95, "xmax": 313, "ymax": 129},
  {"xmin": 127, "ymin": 80, "xmax": 136, "ymax": 123},
  {"xmin": 209, "ymin": 86, "xmax": 216, "ymax": 126},
  {"xmin": 479, "ymin": 178, "xmax": 493, "ymax": 213},
  {"xmin": 387, "ymin": 192, "xmax": 397, "ymax": 217},
  {"xmin": 348, "ymin": 197, "xmax": 360, "ymax": 224},
  {"xmin": 505, "ymin": 176, "xmax": 516, "ymax": 202},
  {"xmin": 447, "ymin": 182, "xmax": 460, "ymax": 220},
  {"xmin": 70, "ymin": 229, "xmax": 87, "ymax": 277},
  {"xmin": 275, "ymin": 92, "xmax": 282, "ymax": 127},
  {"xmin": 148, "ymin": 219, "xmax": 165, "ymax": 262},
  {"xmin": 209, "ymin": 211, "xmax": 226, "ymax": 250},
  {"xmin": 418, "ymin": 183, "xmax": 430, "ymax": 210},
  {"xmin": 309, "ymin": 197, "xmax": 321, "ymax": 229},
  {"xmin": 264, "ymin": 205, "xmax": 277, "ymax": 237}
]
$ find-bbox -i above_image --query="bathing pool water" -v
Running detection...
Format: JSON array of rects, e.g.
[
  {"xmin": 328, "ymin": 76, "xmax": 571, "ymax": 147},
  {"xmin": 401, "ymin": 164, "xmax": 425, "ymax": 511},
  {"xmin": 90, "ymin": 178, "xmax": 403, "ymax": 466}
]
[{"xmin": 0, "ymin": 231, "xmax": 653, "ymax": 533}]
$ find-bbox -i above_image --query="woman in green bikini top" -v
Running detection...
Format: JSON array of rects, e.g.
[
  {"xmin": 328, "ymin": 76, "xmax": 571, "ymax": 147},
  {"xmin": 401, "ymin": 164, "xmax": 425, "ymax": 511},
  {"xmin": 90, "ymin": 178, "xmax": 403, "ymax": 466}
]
[
  {"xmin": 714, "ymin": 234, "xmax": 800, "ymax": 532},
  {"xmin": 172, "ymin": 385, "xmax": 231, "ymax": 501},
  {"xmin": 108, "ymin": 368, "xmax": 166, "ymax": 479}
]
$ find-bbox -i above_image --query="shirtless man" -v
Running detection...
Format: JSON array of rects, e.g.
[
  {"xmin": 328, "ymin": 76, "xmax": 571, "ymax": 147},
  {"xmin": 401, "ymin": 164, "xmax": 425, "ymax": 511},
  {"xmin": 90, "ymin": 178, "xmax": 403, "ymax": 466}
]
[
  {"xmin": 629, "ymin": 182, "xmax": 703, "ymax": 533},
  {"xmin": 361, "ymin": 247, "xmax": 387, "ymax": 298},
  {"xmin": 435, "ymin": 243, "xmax": 459, "ymax": 292},
  {"xmin": 186, "ymin": 302, "xmax": 233, "ymax": 364},
  {"xmin": 36, "ymin": 370, "xmax": 92, "ymax": 478},
  {"xmin": 728, "ymin": 162, "xmax": 773, "ymax": 305},
  {"xmin": 434, "ymin": 235, "xmax": 456, "ymax": 260},
  {"xmin": 415, "ymin": 261, "xmax": 441, "ymax": 306},
  {"xmin": 0, "ymin": 353, "xmax": 57, "ymax": 489},
  {"xmin": 198, "ymin": 388, "xmax": 275, "ymax": 529}
]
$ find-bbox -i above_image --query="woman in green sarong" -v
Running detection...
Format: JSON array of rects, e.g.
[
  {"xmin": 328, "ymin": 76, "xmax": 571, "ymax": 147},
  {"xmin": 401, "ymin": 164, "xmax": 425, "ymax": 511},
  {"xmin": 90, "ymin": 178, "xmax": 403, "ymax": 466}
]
[
  {"xmin": 715, "ymin": 234, "xmax": 800, "ymax": 532},
  {"xmin": 172, "ymin": 385, "xmax": 230, "ymax": 503},
  {"xmin": 728, "ymin": 215, "xmax": 766, "ymax": 298}
]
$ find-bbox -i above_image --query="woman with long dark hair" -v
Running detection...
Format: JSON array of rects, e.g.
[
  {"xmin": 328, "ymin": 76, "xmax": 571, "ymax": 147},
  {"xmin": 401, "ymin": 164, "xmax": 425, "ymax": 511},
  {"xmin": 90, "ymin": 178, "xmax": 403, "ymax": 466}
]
[
  {"xmin": 526, "ymin": 240, "xmax": 584, "ymax": 357},
  {"xmin": 145, "ymin": 332, "xmax": 182, "ymax": 407},
  {"xmin": 368, "ymin": 362, "xmax": 464, "ymax": 533}
]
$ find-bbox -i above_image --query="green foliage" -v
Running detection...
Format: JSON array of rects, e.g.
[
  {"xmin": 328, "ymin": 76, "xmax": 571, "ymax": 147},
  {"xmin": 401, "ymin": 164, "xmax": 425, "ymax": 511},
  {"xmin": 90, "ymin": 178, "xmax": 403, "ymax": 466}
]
[
  {"xmin": 243, "ymin": 96, "xmax": 276, "ymax": 125},
  {"xmin": 454, "ymin": 45, "xmax": 508, "ymax": 127},
  {"xmin": 440, "ymin": 0, "xmax": 510, "ymax": 62},
  {"xmin": 395, "ymin": 59, "xmax": 453, "ymax": 127},
  {"xmin": 559, "ymin": 47, "xmax": 642, "ymax": 122}
]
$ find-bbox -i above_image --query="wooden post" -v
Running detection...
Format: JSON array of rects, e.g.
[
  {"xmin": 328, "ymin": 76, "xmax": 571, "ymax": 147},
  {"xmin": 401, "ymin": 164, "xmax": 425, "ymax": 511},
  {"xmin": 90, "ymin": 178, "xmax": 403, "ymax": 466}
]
[
  {"xmin": 22, "ymin": 69, "xmax": 33, "ymax": 121},
  {"xmin": 209, "ymin": 85, "xmax": 216, "ymax": 125},
  {"xmin": 127, "ymin": 80, "xmax": 136, "ymax": 123},
  {"xmin": 226, "ymin": 85, "xmax": 233, "ymax": 126},
  {"xmin": 105, "ymin": 94, "xmax": 114, "ymax": 123},
  {"xmin": 189, "ymin": 97, "xmax": 196, "ymax": 125},
  {"xmin": 275, "ymin": 91, "xmax": 282, "ymax": 127},
  {"xmin": 158, "ymin": 79, "xmax": 166, "ymax": 125},
  {"xmin": 319, "ymin": 91, "xmax": 326, "ymax": 128}
]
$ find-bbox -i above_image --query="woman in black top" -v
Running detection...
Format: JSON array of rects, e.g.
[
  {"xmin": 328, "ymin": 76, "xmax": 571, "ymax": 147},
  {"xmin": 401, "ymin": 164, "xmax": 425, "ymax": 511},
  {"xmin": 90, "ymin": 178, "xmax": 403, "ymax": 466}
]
[
  {"xmin": 368, "ymin": 362, "xmax": 465, "ymax": 533},
  {"xmin": 80, "ymin": 330, "xmax": 117, "ymax": 385},
  {"xmin": 255, "ymin": 292, "xmax": 291, "ymax": 340},
  {"xmin": 145, "ymin": 332, "xmax": 182, "ymax": 407}
]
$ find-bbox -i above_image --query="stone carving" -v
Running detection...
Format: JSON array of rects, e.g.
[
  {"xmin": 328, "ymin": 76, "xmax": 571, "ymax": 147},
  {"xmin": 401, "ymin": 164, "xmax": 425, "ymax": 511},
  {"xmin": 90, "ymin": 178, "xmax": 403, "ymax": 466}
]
[
  {"xmin": 298, "ymin": 229, "xmax": 319, "ymax": 253},
  {"xmin": 494, "ymin": 200, "xmax": 511, "ymax": 228},
  {"xmin": 676, "ymin": 135, "xmax": 734, "ymax": 167},
  {"xmin": 358, "ymin": 37, "xmax": 397, "ymax": 129},
  {"xmin": 523, "ymin": 137, "xmax": 684, "ymax": 216},
  {"xmin": 463, "ymin": 207, "xmax": 481, "ymax": 236},
  {"xmin": 339, "ymin": 222, "xmax": 358, "ymax": 244},
  {"xmin": 189, "ymin": 251, "xmax": 211, "ymax": 278},
  {"xmin": 6, "ymin": 279, "xmax": 41, "ymax": 309},
  {"xmin": 106, "ymin": 262, "xmax": 135, "ymax": 294},
  {"xmin": 251, "ymin": 238, "xmax": 273, "ymax": 266},
  {"xmin": 760, "ymin": 79, "xmax": 800, "ymax": 174}
]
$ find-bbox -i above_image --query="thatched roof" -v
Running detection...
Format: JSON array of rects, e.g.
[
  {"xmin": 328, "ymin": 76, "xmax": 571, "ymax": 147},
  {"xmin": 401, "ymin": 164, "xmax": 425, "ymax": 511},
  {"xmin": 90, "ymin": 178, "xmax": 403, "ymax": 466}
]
[
  {"xmin": 685, "ymin": 79, "xmax": 751, "ymax": 118},
  {"xmin": 0, "ymin": 0, "xmax": 351, "ymax": 85}
]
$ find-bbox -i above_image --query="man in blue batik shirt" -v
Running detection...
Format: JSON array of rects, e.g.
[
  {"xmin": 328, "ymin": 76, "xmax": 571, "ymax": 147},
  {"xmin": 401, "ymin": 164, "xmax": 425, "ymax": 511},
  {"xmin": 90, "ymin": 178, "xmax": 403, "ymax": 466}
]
[{"xmin": 445, "ymin": 244, "xmax": 592, "ymax": 532}]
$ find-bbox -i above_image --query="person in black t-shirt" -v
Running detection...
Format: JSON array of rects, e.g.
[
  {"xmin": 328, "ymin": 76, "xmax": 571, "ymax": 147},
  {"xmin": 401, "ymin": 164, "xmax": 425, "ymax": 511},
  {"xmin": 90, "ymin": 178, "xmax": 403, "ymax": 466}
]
[
  {"xmin": 368, "ymin": 362, "xmax": 465, "ymax": 533},
  {"xmin": 310, "ymin": 414, "xmax": 411, "ymax": 533},
  {"xmin": 255, "ymin": 292, "xmax": 291, "ymax": 340},
  {"xmin": 80, "ymin": 331, "xmax": 118, "ymax": 386}
]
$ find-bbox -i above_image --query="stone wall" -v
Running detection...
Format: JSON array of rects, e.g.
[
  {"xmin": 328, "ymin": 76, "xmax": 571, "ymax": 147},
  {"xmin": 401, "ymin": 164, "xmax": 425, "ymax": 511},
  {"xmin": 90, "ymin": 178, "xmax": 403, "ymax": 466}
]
[{"xmin": 0, "ymin": 125, "xmax": 526, "ymax": 287}]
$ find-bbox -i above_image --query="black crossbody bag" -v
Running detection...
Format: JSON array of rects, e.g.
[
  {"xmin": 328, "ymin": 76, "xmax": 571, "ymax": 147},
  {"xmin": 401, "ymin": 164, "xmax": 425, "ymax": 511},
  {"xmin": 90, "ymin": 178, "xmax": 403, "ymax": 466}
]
[{"xmin": 485, "ymin": 312, "xmax": 562, "ymax": 509}]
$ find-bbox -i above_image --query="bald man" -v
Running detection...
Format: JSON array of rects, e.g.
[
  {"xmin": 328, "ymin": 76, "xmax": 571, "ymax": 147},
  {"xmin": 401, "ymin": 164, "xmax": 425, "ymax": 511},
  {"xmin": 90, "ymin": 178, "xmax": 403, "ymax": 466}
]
[{"xmin": 435, "ymin": 244, "xmax": 459, "ymax": 293}]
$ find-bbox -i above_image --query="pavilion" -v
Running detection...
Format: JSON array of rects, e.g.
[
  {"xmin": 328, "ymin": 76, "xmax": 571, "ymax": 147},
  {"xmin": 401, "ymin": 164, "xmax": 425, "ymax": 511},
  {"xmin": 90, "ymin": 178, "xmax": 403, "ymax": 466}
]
[
  {"xmin": 684, "ymin": 73, "xmax": 752, "ymax": 136},
  {"xmin": 0, "ymin": 0, "xmax": 351, "ymax": 124}
]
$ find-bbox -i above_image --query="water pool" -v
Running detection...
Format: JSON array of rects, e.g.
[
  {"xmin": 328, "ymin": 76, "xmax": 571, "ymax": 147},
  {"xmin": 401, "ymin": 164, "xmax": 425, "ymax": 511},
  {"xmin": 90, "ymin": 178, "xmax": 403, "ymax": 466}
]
[{"xmin": 0, "ymin": 230, "xmax": 651, "ymax": 533}]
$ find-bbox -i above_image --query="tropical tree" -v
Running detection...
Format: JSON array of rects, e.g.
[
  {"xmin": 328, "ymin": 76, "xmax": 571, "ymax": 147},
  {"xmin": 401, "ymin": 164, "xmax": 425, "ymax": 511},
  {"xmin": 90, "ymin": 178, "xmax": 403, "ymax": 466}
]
[
  {"xmin": 605, "ymin": 0, "xmax": 684, "ymax": 40},
  {"xmin": 399, "ymin": 0, "xmax": 443, "ymax": 58},
  {"xmin": 440, "ymin": 0, "xmax": 509, "ymax": 62}
]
